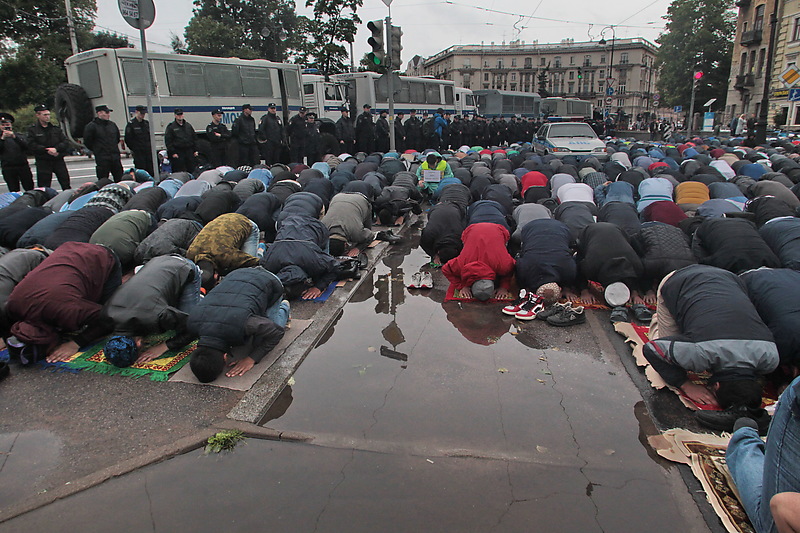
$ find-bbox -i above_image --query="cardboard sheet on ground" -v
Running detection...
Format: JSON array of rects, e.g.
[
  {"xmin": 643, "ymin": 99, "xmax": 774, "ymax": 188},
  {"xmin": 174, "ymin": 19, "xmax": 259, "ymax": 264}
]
[
  {"xmin": 649, "ymin": 429, "xmax": 754, "ymax": 533},
  {"xmin": 169, "ymin": 319, "xmax": 311, "ymax": 390}
]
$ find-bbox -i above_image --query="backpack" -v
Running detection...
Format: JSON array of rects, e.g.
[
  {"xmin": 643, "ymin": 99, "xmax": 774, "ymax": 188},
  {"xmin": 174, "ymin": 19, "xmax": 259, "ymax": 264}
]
[{"xmin": 422, "ymin": 117, "xmax": 436, "ymax": 139}]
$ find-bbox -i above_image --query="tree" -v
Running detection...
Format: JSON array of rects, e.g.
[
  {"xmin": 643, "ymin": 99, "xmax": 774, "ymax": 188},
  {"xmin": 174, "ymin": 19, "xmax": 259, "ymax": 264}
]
[
  {"xmin": 656, "ymin": 0, "xmax": 735, "ymax": 109},
  {"xmin": 302, "ymin": 0, "xmax": 362, "ymax": 75},
  {"xmin": 537, "ymin": 68, "xmax": 550, "ymax": 97},
  {"xmin": 182, "ymin": 0, "xmax": 308, "ymax": 62},
  {"xmin": 359, "ymin": 53, "xmax": 387, "ymax": 74}
]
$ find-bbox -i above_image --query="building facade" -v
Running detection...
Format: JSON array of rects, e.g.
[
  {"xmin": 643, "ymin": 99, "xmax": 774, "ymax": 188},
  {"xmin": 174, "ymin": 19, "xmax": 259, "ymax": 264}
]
[{"xmin": 416, "ymin": 38, "xmax": 661, "ymax": 124}]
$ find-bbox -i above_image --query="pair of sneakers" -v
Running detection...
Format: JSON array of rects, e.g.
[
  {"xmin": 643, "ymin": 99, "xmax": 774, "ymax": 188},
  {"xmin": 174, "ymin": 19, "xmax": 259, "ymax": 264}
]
[
  {"xmin": 408, "ymin": 271, "xmax": 433, "ymax": 289},
  {"xmin": 502, "ymin": 290, "xmax": 545, "ymax": 320},
  {"xmin": 537, "ymin": 302, "xmax": 586, "ymax": 327}
]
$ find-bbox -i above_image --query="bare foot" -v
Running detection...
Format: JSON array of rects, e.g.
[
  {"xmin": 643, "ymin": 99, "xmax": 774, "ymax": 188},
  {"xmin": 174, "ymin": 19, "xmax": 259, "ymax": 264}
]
[
  {"xmin": 680, "ymin": 382, "xmax": 720, "ymax": 408},
  {"xmin": 632, "ymin": 291, "xmax": 646, "ymax": 305},
  {"xmin": 135, "ymin": 341, "xmax": 169, "ymax": 364},
  {"xmin": 46, "ymin": 340, "xmax": 80, "ymax": 363},
  {"xmin": 580, "ymin": 289, "xmax": 598, "ymax": 305},
  {"xmin": 643, "ymin": 290, "xmax": 657, "ymax": 306},
  {"xmin": 563, "ymin": 289, "xmax": 580, "ymax": 302}
]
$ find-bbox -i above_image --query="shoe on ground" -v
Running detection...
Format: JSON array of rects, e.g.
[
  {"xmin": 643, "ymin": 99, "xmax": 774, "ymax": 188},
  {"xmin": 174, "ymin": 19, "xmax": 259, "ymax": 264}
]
[
  {"xmin": 630, "ymin": 303, "xmax": 653, "ymax": 323},
  {"xmin": 536, "ymin": 301, "xmax": 569, "ymax": 321},
  {"xmin": 516, "ymin": 295, "xmax": 545, "ymax": 320},
  {"xmin": 407, "ymin": 272, "xmax": 422, "ymax": 289},
  {"xmin": 376, "ymin": 230, "xmax": 402, "ymax": 244},
  {"xmin": 610, "ymin": 306, "xmax": 629, "ymax": 323},
  {"xmin": 418, "ymin": 271, "xmax": 433, "ymax": 289},
  {"xmin": 604, "ymin": 282, "xmax": 630, "ymax": 307},
  {"xmin": 547, "ymin": 305, "xmax": 586, "ymax": 327},
  {"xmin": 695, "ymin": 406, "xmax": 771, "ymax": 435},
  {"xmin": 502, "ymin": 289, "xmax": 530, "ymax": 315}
]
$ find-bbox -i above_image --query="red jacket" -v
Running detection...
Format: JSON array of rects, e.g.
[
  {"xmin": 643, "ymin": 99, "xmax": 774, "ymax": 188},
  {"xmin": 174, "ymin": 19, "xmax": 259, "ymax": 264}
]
[
  {"xmin": 7, "ymin": 242, "xmax": 118, "ymax": 346},
  {"xmin": 443, "ymin": 223, "xmax": 515, "ymax": 290},
  {"xmin": 521, "ymin": 171, "xmax": 548, "ymax": 195}
]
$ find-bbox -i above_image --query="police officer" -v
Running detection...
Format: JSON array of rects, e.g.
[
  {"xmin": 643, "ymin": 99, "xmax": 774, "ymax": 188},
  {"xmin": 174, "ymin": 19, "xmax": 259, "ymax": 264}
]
[
  {"xmin": 394, "ymin": 112, "xmax": 406, "ymax": 153},
  {"xmin": 231, "ymin": 103, "xmax": 259, "ymax": 167},
  {"xmin": 404, "ymin": 109, "xmax": 422, "ymax": 151},
  {"xmin": 206, "ymin": 108, "xmax": 231, "ymax": 167},
  {"xmin": 124, "ymin": 105, "xmax": 152, "ymax": 174},
  {"xmin": 375, "ymin": 110, "xmax": 390, "ymax": 153},
  {"xmin": 287, "ymin": 106, "xmax": 308, "ymax": 164},
  {"xmin": 258, "ymin": 103, "xmax": 284, "ymax": 165},
  {"xmin": 164, "ymin": 108, "xmax": 198, "ymax": 173},
  {"xmin": 0, "ymin": 112, "xmax": 34, "ymax": 192},
  {"xmin": 355, "ymin": 103, "xmax": 375, "ymax": 154},
  {"xmin": 335, "ymin": 106, "xmax": 355, "ymax": 154},
  {"xmin": 83, "ymin": 104, "xmax": 123, "ymax": 182},
  {"xmin": 26, "ymin": 104, "xmax": 70, "ymax": 190}
]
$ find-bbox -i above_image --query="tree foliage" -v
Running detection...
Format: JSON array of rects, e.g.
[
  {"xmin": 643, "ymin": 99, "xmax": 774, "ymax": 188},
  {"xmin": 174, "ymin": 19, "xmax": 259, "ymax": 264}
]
[
  {"xmin": 0, "ymin": 0, "xmax": 132, "ymax": 108},
  {"xmin": 655, "ymin": 0, "xmax": 736, "ymax": 108},
  {"xmin": 359, "ymin": 52, "xmax": 387, "ymax": 74},
  {"xmin": 181, "ymin": 0, "xmax": 308, "ymax": 62},
  {"xmin": 302, "ymin": 0, "xmax": 362, "ymax": 75}
]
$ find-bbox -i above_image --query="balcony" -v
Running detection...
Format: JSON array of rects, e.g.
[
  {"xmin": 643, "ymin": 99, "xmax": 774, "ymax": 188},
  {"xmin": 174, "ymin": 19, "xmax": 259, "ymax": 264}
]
[
  {"xmin": 741, "ymin": 29, "xmax": 763, "ymax": 45},
  {"xmin": 734, "ymin": 73, "xmax": 756, "ymax": 89}
]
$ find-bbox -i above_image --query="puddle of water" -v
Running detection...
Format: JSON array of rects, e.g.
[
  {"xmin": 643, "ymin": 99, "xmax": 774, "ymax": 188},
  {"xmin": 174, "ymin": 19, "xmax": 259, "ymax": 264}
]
[{"xmin": 0, "ymin": 430, "xmax": 63, "ymax": 507}]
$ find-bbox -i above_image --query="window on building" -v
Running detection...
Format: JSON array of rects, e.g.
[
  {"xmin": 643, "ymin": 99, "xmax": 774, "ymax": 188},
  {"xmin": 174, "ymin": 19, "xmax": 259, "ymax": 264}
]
[
  {"xmin": 554, "ymin": 56, "xmax": 561, "ymax": 67},
  {"xmin": 463, "ymin": 74, "xmax": 471, "ymax": 87},
  {"xmin": 569, "ymin": 56, "xmax": 574, "ymax": 65},
  {"xmin": 740, "ymin": 52, "xmax": 748, "ymax": 75},
  {"xmin": 620, "ymin": 52, "xmax": 629, "ymax": 64},
  {"xmin": 568, "ymin": 82, "xmax": 575, "ymax": 93},
  {"xmin": 584, "ymin": 55, "xmax": 591, "ymax": 66},
  {"xmin": 569, "ymin": 71, "xmax": 574, "ymax": 80},
  {"xmin": 598, "ymin": 81, "xmax": 605, "ymax": 92},
  {"xmin": 511, "ymin": 58, "xmax": 517, "ymax": 67},
  {"xmin": 749, "ymin": 50, "xmax": 757, "ymax": 72},
  {"xmin": 540, "ymin": 57, "xmax": 546, "ymax": 66},
  {"xmin": 484, "ymin": 60, "xmax": 489, "ymax": 67},
  {"xmin": 754, "ymin": 4, "xmax": 765, "ymax": 31},
  {"xmin": 463, "ymin": 59, "xmax": 471, "ymax": 68},
  {"xmin": 618, "ymin": 84, "xmax": 626, "ymax": 93},
  {"xmin": 511, "ymin": 73, "xmax": 516, "ymax": 81},
  {"xmin": 524, "ymin": 57, "xmax": 532, "ymax": 68},
  {"xmin": 597, "ymin": 100, "xmax": 603, "ymax": 108},
  {"xmin": 510, "ymin": 84, "xmax": 517, "ymax": 91},
  {"xmin": 484, "ymin": 73, "xmax": 489, "ymax": 81},
  {"xmin": 497, "ymin": 59, "xmax": 503, "ymax": 68},
  {"xmin": 757, "ymin": 48, "xmax": 766, "ymax": 77},
  {"xmin": 600, "ymin": 55, "xmax": 606, "ymax": 64},
  {"xmin": 617, "ymin": 98, "xmax": 625, "ymax": 106},
  {"xmin": 793, "ymin": 18, "xmax": 800, "ymax": 41},
  {"xmin": 483, "ymin": 84, "xmax": 489, "ymax": 89}
]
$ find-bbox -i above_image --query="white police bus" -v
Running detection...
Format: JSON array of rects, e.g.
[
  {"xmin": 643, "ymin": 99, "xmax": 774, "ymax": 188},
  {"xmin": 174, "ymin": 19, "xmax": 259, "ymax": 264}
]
[
  {"xmin": 473, "ymin": 89, "xmax": 542, "ymax": 119},
  {"xmin": 57, "ymin": 48, "xmax": 304, "ymax": 145},
  {"xmin": 311, "ymin": 72, "xmax": 476, "ymax": 120}
]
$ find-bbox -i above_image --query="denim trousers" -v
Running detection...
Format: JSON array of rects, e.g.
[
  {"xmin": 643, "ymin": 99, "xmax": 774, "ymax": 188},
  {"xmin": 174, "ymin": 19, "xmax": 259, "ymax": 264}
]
[
  {"xmin": 241, "ymin": 220, "xmax": 260, "ymax": 258},
  {"xmin": 726, "ymin": 375, "xmax": 800, "ymax": 533},
  {"xmin": 177, "ymin": 258, "xmax": 202, "ymax": 313}
]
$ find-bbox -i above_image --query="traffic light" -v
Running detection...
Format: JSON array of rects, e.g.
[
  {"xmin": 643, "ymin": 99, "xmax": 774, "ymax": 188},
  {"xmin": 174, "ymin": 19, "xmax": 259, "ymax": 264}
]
[
  {"xmin": 367, "ymin": 20, "xmax": 385, "ymax": 67},
  {"xmin": 693, "ymin": 71, "xmax": 704, "ymax": 80},
  {"xmin": 577, "ymin": 67, "xmax": 583, "ymax": 79},
  {"xmin": 389, "ymin": 24, "xmax": 403, "ymax": 69}
]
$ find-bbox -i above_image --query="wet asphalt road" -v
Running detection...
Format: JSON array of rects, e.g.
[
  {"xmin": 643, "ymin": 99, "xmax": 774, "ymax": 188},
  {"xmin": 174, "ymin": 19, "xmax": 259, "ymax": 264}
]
[{"xmin": 0, "ymin": 219, "xmax": 721, "ymax": 532}]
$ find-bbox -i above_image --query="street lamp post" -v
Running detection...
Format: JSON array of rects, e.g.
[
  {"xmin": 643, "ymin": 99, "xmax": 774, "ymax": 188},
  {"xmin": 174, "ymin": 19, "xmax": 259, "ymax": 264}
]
[{"xmin": 598, "ymin": 26, "xmax": 616, "ymax": 128}]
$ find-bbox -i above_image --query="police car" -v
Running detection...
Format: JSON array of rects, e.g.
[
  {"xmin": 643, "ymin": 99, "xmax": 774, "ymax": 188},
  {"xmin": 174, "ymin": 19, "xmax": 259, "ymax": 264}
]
[{"xmin": 533, "ymin": 122, "xmax": 608, "ymax": 159}]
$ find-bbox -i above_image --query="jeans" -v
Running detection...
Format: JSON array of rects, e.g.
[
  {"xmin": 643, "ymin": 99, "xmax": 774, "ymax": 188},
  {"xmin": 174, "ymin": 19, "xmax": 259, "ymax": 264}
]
[
  {"xmin": 158, "ymin": 179, "xmax": 182, "ymax": 199},
  {"xmin": 265, "ymin": 299, "xmax": 290, "ymax": 329},
  {"xmin": 241, "ymin": 220, "xmax": 260, "ymax": 257},
  {"xmin": 177, "ymin": 258, "xmax": 202, "ymax": 313},
  {"xmin": 727, "ymin": 376, "xmax": 800, "ymax": 533}
]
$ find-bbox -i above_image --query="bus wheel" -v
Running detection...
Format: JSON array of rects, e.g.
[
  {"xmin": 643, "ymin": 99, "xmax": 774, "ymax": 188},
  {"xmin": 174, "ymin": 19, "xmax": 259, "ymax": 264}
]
[{"xmin": 54, "ymin": 83, "xmax": 94, "ymax": 140}]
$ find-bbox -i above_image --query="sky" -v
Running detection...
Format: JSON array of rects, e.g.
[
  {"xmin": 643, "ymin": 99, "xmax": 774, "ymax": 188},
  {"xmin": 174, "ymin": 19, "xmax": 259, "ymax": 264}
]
[{"xmin": 95, "ymin": 0, "xmax": 675, "ymax": 61}]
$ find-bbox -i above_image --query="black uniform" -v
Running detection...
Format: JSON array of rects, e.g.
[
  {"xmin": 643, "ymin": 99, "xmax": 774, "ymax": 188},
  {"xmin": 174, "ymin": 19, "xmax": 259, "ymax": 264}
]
[
  {"xmin": 304, "ymin": 120, "xmax": 321, "ymax": 165},
  {"xmin": 26, "ymin": 121, "xmax": 70, "ymax": 190},
  {"xmin": 393, "ymin": 116, "xmax": 405, "ymax": 153},
  {"xmin": 0, "ymin": 130, "xmax": 34, "ymax": 192},
  {"xmin": 124, "ymin": 117, "xmax": 152, "ymax": 173},
  {"xmin": 164, "ymin": 119, "xmax": 197, "ymax": 173},
  {"xmin": 231, "ymin": 112, "xmax": 259, "ymax": 167},
  {"xmin": 287, "ymin": 113, "xmax": 307, "ymax": 164},
  {"xmin": 206, "ymin": 120, "xmax": 231, "ymax": 167},
  {"xmin": 335, "ymin": 114, "xmax": 356, "ymax": 154},
  {"xmin": 355, "ymin": 111, "xmax": 375, "ymax": 154},
  {"xmin": 375, "ymin": 115, "xmax": 390, "ymax": 153},
  {"xmin": 83, "ymin": 117, "xmax": 123, "ymax": 182},
  {"xmin": 258, "ymin": 112, "xmax": 284, "ymax": 165},
  {"xmin": 404, "ymin": 115, "xmax": 422, "ymax": 151}
]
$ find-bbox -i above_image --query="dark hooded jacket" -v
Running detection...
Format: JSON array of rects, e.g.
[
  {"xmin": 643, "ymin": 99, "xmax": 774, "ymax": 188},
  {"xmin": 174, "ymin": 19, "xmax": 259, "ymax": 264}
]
[
  {"xmin": 237, "ymin": 192, "xmax": 282, "ymax": 242},
  {"xmin": 135, "ymin": 218, "xmax": 203, "ymax": 264},
  {"xmin": 44, "ymin": 206, "xmax": 115, "ymax": 250},
  {"xmin": 515, "ymin": 219, "xmax": 576, "ymax": 291}
]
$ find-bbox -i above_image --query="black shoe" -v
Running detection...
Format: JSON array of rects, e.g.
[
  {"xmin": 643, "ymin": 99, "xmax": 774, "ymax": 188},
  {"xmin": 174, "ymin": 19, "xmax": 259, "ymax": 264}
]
[
  {"xmin": 536, "ymin": 302, "xmax": 569, "ymax": 321},
  {"xmin": 546, "ymin": 305, "xmax": 586, "ymax": 327},
  {"xmin": 695, "ymin": 406, "xmax": 771, "ymax": 435},
  {"xmin": 411, "ymin": 202, "xmax": 423, "ymax": 215},
  {"xmin": 376, "ymin": 230, "xmax": 402, "ymax": 244}
]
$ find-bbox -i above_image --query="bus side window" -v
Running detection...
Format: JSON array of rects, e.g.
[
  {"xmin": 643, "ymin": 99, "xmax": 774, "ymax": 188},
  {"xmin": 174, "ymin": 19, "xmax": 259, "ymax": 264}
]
[
  {"xmin": 205, "ymin": 64, "xmax": 242, "ymax": 97},
  {"xmin": 444, "ymin": 85, "xmax": 454, "ymax": 105},
  {"xmin": 283, "ymin": 70, "xmax": 301, "ymax": 99},
  {"xmin": 77, "ymin": 60, "xmax": 102, "ymax": 99},
  {"xmin": 241, "ymin": 67, "xmax": 272, "ymax": 97},
  {"xmin": 305, "ymin": 84, "xmax": 315, "ymax": 95},
  {"xmin": 166, "ymin": 62, "xmax": 206, "ymax": 96}
]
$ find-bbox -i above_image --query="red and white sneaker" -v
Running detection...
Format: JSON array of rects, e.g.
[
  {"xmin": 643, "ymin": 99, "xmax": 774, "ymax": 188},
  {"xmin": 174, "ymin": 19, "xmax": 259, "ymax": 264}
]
[
  {"xmin": 502, "ymin": 289, "xmax": 530, "ymax": 315},
  {"xmin": 515, "ymin": 295, "xmax": 546, "ymax": 320}
]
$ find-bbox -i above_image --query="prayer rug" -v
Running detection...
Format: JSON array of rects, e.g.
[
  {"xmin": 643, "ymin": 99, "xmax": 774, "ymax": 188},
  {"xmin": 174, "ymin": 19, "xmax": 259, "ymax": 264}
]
[
  {"xmin": 49, "ymin": 333, "xmax": 195, "ymax": 381},
  {"xmin": 649, "ymin": 429, "xmax": 754, "ymax": 533},
  {"xmin": 444, "ymin": 283, "xmax": 515, "ymax": 303},
  {"xmin": 613, "ymin": 322, "xmax": 778, "ymax": 411},
  {"xmin": 170, "ymin": 319, "xmax": 311, "ymax": 391}
]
